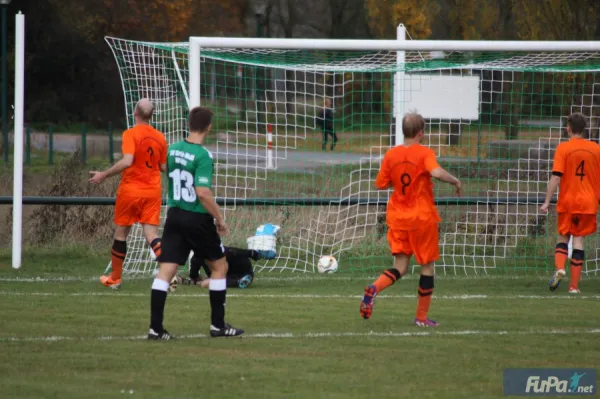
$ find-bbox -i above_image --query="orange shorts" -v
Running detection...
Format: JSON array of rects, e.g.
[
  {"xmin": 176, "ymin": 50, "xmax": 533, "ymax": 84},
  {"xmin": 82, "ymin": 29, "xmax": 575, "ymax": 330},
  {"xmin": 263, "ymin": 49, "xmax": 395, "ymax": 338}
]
[
  {"xmin": 387, "ymin": 223, "xmax": 439, "ymax": 265},
  {"xmin": 557, "ymin": 213, "xmax": 596, "ymax": 237},
  {"xmin": 114, "ymin": 195, "xmax": 162, "ymax": 226}
]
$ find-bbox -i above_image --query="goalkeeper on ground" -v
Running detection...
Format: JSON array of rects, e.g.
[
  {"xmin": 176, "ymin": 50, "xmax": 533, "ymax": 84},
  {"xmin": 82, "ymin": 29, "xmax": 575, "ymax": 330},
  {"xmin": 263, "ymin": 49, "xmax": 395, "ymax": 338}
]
[{"xmin": 178, "ymin": 247, "xmax": 276, "ymax": 289}]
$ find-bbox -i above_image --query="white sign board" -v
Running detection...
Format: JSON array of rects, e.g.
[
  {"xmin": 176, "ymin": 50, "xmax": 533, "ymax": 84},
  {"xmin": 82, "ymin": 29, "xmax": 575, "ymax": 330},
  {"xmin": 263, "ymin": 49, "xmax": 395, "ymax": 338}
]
[{"xmin": 396, "ymin": 74, "xmax": 480, "ymax": 120}]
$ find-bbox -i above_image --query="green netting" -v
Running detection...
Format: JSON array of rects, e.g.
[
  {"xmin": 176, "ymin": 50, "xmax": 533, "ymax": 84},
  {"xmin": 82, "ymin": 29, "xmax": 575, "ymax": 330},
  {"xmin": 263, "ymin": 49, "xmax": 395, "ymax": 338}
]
[{"xmin": 106, "ymin": 36, "xmax": 600, "ymax": 276}]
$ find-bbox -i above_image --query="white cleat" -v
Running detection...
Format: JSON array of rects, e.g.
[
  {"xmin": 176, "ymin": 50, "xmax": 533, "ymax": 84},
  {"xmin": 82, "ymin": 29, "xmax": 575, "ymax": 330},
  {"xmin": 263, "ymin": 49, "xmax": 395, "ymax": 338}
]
[
  {"xmin": 548, "ymin": 269, "xmax": 566, "ymax": 292},
  {"xmin": 568, "ymin": 287, "xmax": 581, "ymax": 295}
]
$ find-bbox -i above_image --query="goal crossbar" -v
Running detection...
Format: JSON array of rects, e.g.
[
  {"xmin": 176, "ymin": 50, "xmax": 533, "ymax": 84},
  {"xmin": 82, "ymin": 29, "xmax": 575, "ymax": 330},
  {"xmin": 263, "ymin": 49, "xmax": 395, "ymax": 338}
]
[{"xmin": 190, "ymin": 37, "xmax": 600, "ymax": 52}]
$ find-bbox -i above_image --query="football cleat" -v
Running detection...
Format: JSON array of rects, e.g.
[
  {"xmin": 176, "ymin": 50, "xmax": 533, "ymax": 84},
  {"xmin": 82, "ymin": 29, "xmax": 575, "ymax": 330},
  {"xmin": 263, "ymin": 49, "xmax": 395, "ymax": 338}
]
[
  {"xmin": 548, "ymin": 269, "xmax": 566, "ymax": 291},
  {"xmin": 99, "ymin": 276, "xmax": 122, "ymax": 290},
  {"xmin": 147, "ymin": 328, "xmax": 174, "ymax": 340},
  {"xmin": 360, "ymin": 284, "xmax": 377, "ymax": 320},
  {"xmin": 210, "ymin": 323, "xmax": 244, "ymax": 338},
  {"xmin": 237, "ymin": 274, "xmax": 253, "ymax": 289},
  {"xmin": 568, "ymin": 287, "xmax": 581, "ymax": 295},
  {"xmin": 414, "ymin": 318, "xmax": 440, "ymax": 327}
]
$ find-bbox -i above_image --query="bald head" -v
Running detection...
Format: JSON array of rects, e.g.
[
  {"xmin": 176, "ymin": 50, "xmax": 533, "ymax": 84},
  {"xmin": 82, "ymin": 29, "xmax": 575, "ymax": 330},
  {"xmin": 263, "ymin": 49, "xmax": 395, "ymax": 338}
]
[
  {"xmin": 402, "ymin": 112, "xmax": 425, "ymax": 139},
  {"xmin": 134, "ymin": 98, "xmax": 154, "ymax": 122}
]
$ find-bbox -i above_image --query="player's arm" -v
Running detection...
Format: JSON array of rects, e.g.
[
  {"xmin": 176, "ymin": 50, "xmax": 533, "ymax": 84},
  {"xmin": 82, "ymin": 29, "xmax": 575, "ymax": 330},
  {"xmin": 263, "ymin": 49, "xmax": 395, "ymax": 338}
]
[
  {"xmin": 194, "ymin": 156, "xmax": 228, "ymax": 235},
  {"xmin": 159, "ymin": 137, "xmax": 168, "ymax": 173},
  {"xmin": 226, "ymin": 246, "xmax": 265, "ymax": 260},
  {"xmin": 375, "ymin": 154, "xmax": 391, "ymax": 190},
  {"xmin": 541, "ymin": 175, "xmax": 561, "ymax": 213},
  {"xmin": 89, "ymin": 130, "xmax": 134, "ymax": 184},
  {"xmin": 89, "ymin": 154, "xmax": 134, "ymax": 184},
  {"xmin": 195, "ymin": 187, "xmax": 227, "ymax": 235},
  {"xmin": 426, "ymin": 151, "xmax": 461, "ymax": 196},
  {"xmin": 541, "ymin": 145, "xmax": 565, "ymax": 213}
]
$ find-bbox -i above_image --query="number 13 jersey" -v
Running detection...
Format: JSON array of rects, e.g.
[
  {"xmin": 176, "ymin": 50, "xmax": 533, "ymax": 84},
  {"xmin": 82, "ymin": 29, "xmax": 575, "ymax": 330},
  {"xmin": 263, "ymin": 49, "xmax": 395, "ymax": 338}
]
[
  {"xmin": 376, "ymin": 144, "xmax": 441, "ymax": 230},
  {"xmin": 166, "ymin": 140, "xmax": 214, "ymax": 214},
  {"xmin": 552, "ymin": 137, "xmax": 600, "ymax": 215}
]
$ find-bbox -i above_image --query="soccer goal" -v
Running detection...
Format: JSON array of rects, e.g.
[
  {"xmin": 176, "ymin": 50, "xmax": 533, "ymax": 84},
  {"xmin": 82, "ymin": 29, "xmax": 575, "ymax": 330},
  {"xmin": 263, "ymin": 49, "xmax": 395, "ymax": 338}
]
[{"xmin": 106, "ymin": 28, "xmax": 600, "ymax": 276}]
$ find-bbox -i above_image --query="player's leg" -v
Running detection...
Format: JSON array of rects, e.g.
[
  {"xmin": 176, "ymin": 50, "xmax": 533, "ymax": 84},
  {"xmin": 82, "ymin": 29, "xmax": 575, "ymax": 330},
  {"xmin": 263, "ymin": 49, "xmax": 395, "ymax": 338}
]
[
  {"xmin": 148, "ymin": 261, "xmax": 179, "ymax": 340},
  {"xmin": 330, "ymin": 131, "xmax": 338, "ymax": 151},
  {"xmin": 140, "ymin": 197, "xmax": 163, "ymax": 259},
  {"xmin": 101, "ymin": 224, "xmax": 131, "ymax": 288},
  {"xmin": 148, "ymin": 209, "xmax": 188, "ymax": 340},
  {"xmin": 101, "ymin": 195, "xmax": 137, "ymax": 288},
  {"xmin": 322, "ymin": 130, "xmax": 327, "ymax": 151},
  {"xmin": 360, "ymin": 228, "xmax": 410, "ymax": 319},
  {"xmin": 549, "ymin": 213, "xmax": 570, "ymax": 291},
  {"xmin": 193, "ymin": 214, "xmax": 243, "ymax": 337},
  {"xmin": 205, "ymin": 256, "xmax": 244, "ymax": 337},
  {"xmin": 414, "ymin": 263, "xmax": 438, "ymax": 327},
  {"xmin": 226, "ymin": 255, "xmax": 254, "ymax": 288},
  {"xmin": 412, "ymin": 223, "xmax": 440, "ymax": 327},
  {"xmin": 189, "ymin": 254, "xmax": 203, "ymax": 283},
  {"xmin": 568, "ymin": 235, "xmax": 584, "ymax": 294},
  {"xmin": 567, "ymin": 214, "xmax": 595, "ymax": 294}
]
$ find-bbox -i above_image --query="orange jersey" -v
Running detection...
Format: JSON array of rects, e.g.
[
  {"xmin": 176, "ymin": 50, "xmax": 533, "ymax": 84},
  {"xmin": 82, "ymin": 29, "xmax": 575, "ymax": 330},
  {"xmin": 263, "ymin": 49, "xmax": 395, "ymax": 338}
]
[
  {"xmin": 376, "ymin": 144, "xmax": 441, "ymax": 230},
  {"xmin": 552, "ymin": 137, "xmax": 600, "ymax": 214},
  {"xmin": 117, "ymin": 124, "xmax": 168, "ymax": 198}
]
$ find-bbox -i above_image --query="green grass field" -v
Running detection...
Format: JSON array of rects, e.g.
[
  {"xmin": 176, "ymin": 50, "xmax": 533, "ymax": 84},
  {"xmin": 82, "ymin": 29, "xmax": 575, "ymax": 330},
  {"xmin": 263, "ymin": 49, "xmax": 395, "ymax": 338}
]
[{"xmin": 0, "ymin": 247, "xmax": 599, "ymax": 399}]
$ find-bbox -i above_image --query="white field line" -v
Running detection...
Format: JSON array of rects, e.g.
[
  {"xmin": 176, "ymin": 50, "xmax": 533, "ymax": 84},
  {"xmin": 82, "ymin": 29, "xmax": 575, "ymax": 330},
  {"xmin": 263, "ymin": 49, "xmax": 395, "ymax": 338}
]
[
  {"xmin": 1, "ymin": 274, "xmax": 596, "ymax": 283},
  {"xmin": 0, "ymin": 291, "xmax": 598, "ymax": 300},
  {"xmin": 2, "ymin": 328, "xmax": 600, "ymax": 343}
]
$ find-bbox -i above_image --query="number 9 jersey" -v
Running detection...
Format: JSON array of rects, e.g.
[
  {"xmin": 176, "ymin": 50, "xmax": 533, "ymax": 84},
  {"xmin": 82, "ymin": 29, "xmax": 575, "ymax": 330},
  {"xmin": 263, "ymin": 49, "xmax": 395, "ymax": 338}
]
[
  {"xmin": 375, "ymin": 144, "xmax": 442, "ymax": 230},
  {"xmin": 166, "ymin": 140, "xmax": 214, "ymax": 214}
]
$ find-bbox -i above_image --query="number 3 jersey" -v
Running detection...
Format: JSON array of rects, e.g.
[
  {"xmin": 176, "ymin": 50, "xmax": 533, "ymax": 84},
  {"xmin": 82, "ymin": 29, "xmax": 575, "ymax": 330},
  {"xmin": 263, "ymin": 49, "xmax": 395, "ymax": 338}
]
[
  {"xmin": 166, "ymin": 140, "xmax": 214, "ymax": 214},
  {"xmin": 552, "ymin": 137, "xmax": 600, "ymax": 215},
  {"xmin": 118, "ymin": 124, "xmax": 168, "ymax": 198},
  {"xmin": 375, "ymin": 144, "xmax": 442, "ymax": 230}
]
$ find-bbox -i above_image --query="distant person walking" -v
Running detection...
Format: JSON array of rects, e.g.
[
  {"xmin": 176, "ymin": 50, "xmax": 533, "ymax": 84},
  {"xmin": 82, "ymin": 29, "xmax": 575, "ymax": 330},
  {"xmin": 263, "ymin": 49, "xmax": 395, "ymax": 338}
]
[{"xmin": 316, "ymin": 98, "xmax": 338, "ymax": 151}]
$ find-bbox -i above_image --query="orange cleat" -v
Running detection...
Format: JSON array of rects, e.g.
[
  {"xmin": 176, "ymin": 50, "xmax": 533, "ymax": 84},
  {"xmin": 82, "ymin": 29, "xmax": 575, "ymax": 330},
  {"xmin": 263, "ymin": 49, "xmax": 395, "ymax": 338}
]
[
  {"xmin": 360, "ymin": 284, "xmax": 377, "ymax": 320},
  {"xmin": 100, "ymin": 275, "xmax": 122, "ymax": 290}
]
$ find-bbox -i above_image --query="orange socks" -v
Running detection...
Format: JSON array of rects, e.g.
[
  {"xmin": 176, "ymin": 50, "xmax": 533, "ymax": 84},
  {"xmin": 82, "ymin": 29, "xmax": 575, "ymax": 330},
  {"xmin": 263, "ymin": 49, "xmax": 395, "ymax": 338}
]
[
  {"xmin": 373, "ymin": 268, "xmax": 402, "ymax": 293},
  {"xmin": 110, "ymin": 239, "xmax": 127, "ymax": 281},
  {"xmin": 554, "ymin": 243, "xmax": 568, "ymax": 271},
  {"xmin": 570, "ymin": 249, "xmax": 584, "ymax": 290},
  {"xmin": 151, "ymin": 238, "xmax": 162, "ymax": 259},
  {"xmin": 416, "ymin": 275, "xmax": 434, "ymax": 321},
  {"xmin": 554, "ymin": 242, "xmax": 569, "ymax": 270}
]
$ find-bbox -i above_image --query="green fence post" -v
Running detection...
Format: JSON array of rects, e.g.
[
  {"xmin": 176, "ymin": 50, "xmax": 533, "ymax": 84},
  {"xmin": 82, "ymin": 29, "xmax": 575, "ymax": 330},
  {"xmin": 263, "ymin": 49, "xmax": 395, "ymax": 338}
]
[
  {"xmin": 48, "ymin": 126, "xmax": 53, "ymax": 165},
  {"xmin": 25, "ymin": 125, "xmax": 30, "ymax": 166},
  {"xmin": 108, "ymin": 121, "xmax": 114, "ymax": 163},
  {"xmin": 81, "ymin": 124, "xmax": 87, "ymax": 164}
]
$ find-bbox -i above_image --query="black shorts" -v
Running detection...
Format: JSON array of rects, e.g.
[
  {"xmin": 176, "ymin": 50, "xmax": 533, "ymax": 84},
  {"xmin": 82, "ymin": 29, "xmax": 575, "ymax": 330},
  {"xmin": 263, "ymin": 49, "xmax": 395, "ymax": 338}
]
[{"xmin": 158, "ymin": 207, "xmax": 225, "ymax": 265}]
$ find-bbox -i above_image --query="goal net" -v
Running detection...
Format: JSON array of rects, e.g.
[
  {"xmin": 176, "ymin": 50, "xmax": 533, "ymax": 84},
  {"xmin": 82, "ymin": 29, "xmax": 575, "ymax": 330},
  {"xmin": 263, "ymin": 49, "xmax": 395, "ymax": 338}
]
[{"xmin": 106, "ymin": 35, "xmax": 600, "ymax": 276}]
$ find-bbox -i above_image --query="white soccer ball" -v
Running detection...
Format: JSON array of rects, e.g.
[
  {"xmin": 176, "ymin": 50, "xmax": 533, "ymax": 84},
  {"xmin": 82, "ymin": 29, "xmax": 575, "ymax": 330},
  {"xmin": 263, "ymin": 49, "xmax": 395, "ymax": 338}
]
[
  {"xmin": 168, "ymin": 275, "xmax": 178, "ymax": 293},
  {"xmin": 317, "ymin": 256, "xmax": 338, "ymax": 274}
]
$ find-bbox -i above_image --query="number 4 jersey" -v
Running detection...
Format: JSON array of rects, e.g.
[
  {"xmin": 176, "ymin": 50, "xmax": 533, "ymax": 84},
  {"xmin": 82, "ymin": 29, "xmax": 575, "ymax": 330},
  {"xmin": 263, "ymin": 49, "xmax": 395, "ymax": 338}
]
[
  {"xmin": 552, "ymin": 137, "xmax": 600, "ymax": 215},
  {"xmin": 376, "ymin": 143, "xmax": 442, "ymax": 230},
  {"xmin": 166, "ymin": 140, "xmax": 214, "ymax": 214}
]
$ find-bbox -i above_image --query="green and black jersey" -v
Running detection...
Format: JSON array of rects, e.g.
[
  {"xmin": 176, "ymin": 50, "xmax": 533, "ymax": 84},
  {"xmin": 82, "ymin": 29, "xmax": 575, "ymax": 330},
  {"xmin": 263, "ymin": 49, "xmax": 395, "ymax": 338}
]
[{"xmin": 166, "ymin": 140, "xmax": 213, "ymax": 213}]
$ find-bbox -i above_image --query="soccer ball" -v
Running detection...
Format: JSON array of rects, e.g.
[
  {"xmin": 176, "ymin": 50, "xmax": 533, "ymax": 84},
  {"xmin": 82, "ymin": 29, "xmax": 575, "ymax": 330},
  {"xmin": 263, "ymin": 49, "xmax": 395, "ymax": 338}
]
[
  {"xmin": 168, "ymin": 275, "xmax": 178, "ymax": 293},
  {"xmin": 317, "ymin": 256, "xmax": 338, "ymax": 274}
]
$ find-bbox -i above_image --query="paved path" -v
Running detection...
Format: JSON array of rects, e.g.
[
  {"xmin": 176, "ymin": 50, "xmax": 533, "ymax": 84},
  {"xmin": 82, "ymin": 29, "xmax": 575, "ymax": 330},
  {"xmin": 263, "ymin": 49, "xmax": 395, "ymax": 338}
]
[{"xmin": 204, "ymin": 144, "xmax": 368, "ymax": 172}]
